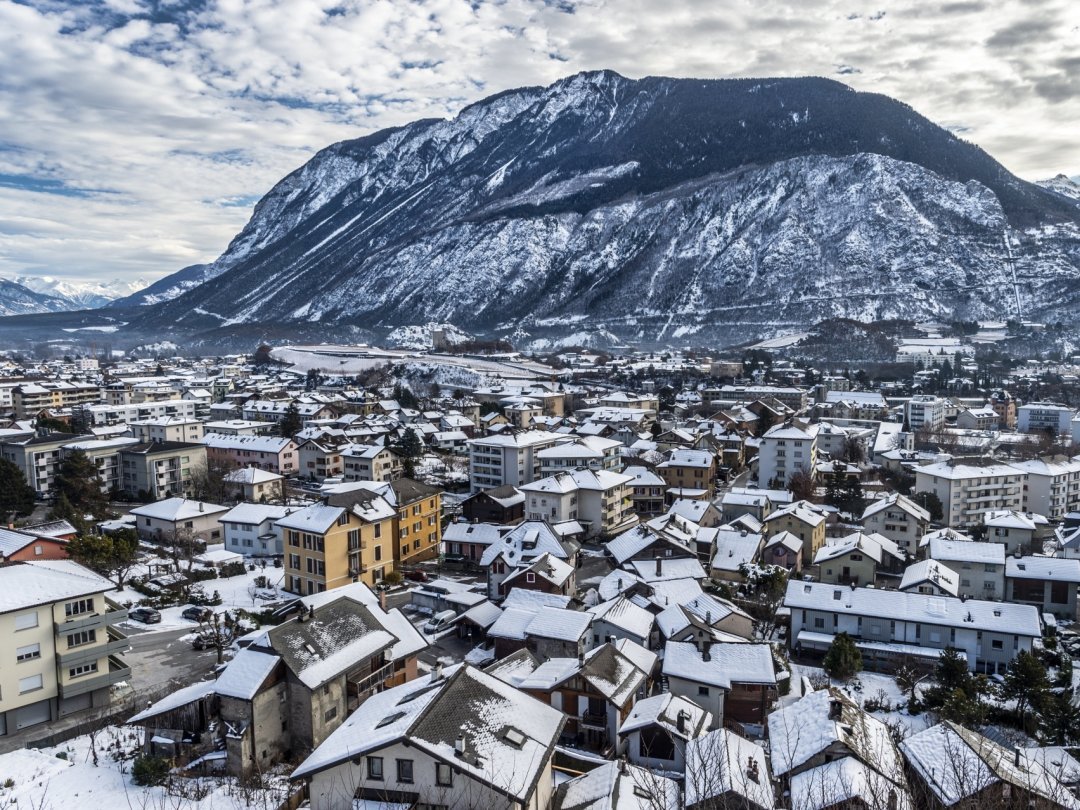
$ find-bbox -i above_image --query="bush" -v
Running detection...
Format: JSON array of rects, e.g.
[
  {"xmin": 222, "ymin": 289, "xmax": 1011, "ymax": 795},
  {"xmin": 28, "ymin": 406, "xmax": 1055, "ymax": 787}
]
[
  {"xmin": 219, "ymin": 561, "xmax": 247, "ymax": 578},
  {"xmin": 384, "ymin": 571, "xmax": 403, "ymax": 586},
  {"xmin": 131, "ymin": 754, "xmax": 170, "ymax": 786},
  {"xmin": 187, "ymin": 568, "xmax": 218, "ymax": 583}
]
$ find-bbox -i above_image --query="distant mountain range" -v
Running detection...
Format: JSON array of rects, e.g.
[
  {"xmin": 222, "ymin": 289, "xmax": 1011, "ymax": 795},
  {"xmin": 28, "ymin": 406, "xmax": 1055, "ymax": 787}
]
[
  {"xmin": 0, "ymin": 275, "xmax": 146, "ymax": 315},
  {"xmin": 4, "ymin": 71, "xmax": 1080, "ymax": 346}
]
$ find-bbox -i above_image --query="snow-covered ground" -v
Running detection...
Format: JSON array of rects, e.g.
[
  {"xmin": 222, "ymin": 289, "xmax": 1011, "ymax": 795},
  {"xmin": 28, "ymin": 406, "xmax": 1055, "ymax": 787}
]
[
  {"xmin": 117, "ymin": 557, "xmax": 289, "ymax": 634},
  {"xmin": 0, "ymin": 725, "xmax": 291, "ymax": 810}
]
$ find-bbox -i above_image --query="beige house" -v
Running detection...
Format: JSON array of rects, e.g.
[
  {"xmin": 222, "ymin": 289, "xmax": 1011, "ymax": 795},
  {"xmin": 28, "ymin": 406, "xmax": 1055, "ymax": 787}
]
[
  {"xmin": 860, "ymin": 493, "xmax": 931, "ymax": 555},
  {"xmin": 129, "ymin": 497, "xmax": 229, "ymax": 543},
  {"xmin": 0, "ymin": 560, "xmax": 130, "ymax": 735}
]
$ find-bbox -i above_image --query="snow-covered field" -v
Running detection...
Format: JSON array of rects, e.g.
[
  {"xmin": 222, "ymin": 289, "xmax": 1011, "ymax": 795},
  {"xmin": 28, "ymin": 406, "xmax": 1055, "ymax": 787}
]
[
  {"xmin": 0, "ymin": 725, "xmax": 291, "ymax": 810},
  {"xmin": 117, "ymin": 557, "xmax": 289, "ymax": 634}
]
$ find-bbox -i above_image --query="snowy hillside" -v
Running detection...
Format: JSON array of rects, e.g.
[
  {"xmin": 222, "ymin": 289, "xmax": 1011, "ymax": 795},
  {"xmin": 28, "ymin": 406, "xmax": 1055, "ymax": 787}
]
[
  {"xmin": 14, "ymin": 275, "xmax": 147, "ymax": 309},
  {"xmin": 117, "ymin": 70, "xmax": 1080, "ymax": 342}
]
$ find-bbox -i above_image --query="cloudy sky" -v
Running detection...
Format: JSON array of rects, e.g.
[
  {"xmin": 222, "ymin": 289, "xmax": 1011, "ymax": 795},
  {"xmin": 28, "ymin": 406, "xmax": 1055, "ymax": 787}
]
[{"xmin": 1, "ymin": 0, "xmax": 1078, "ymax": 289}]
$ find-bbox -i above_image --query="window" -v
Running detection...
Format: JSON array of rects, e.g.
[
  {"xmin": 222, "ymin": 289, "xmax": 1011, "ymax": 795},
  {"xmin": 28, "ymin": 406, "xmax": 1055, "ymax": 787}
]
[
  {"xmin": 367, "ymin": 756, "xmax": 383, "ymax": 780},
  {"xmin": 374, "ymin": 546, "xmax": 382, "ymax": 561},
  {"xmin": 697, "ymin": 686, "xmax": 709, "ymax": 696},
  {"xmin": 67, "ymin": 629, "xmax": 96, "ymax": 648},
  {"xmin": 324, "ymin": 706, "xmax": 338, "ymax": 722},
  {"xmin": 374, "ymin": 524, "xmax": 382, "ymax": 538},
  {"xmin": 69, "ymin": 662, "xmax": 99, "ymax": 678},
  {"xmin": 16, "ymin": 643, "xmax": 41, "ymax": 662},
  {"xmin": 19, "ymin": 674, "xmax": 43, "ymax": 693},
  {"xmin": 396, "ymin": 759, "xmax": 414, "ymax": 783},
  {"xmin": 65, "ymin": 598, "xmax": 94, "ymax": 617},
  {"xmin": 435, "ymin": 762, "xmax": 453, "ymax": 787},
  {"xmin": 15, "ymin": 611, "xmax": 38, "ymax": 631},
  {"xmin": 992, "ymin": 639, "xmax": 1004, "ymax": 650}
]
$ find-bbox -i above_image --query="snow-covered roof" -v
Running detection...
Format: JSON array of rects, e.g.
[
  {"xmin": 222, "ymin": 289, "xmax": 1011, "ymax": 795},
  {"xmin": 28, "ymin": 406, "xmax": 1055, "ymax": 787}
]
[
  {"xmin": 130, "ymin": 497, "xmax": 229, "ymax": 522},
  {"xmin": 128, "ymin": 681, "xmax": 217, "ymax": 724},
  {"xmin": 622, "ymin": 465, "xmax": 666, "ymax": 487},
  {"xmin": 901, "ymin": 721, "xmax": 1080, "ymax": 809},
  {"xmin": 588, "ymin": 596, "xmax": 654, "ymax": 640},
  {"xmin": 899, "ymin": 559, "xmax": 959, "ymax": 596},
  {"xmin": 292, "ymin": 664, "xmax": 564, "ymax": 804},
  {"xmin": 917, "ymin": 459, "xmax": 1023, "ymax": 480},
  {"xmin": 274, "ymin": 502, "xmax": 346, "ymax": 534},
  {"xmin": 214, "ymin": 648, "xmax": 280, "ymax": 700},
  {"xmin": 813, "ymin": 531, "xmax": 901, "ymax": 566},
  {"xmin": 202, "ymin": 433, "xmax": 295, "ymax": 453},
  {"xmin": 629, "ymin": 556, "xmax": 705, "ymax": 582},
  {"xmin": 770, "ymin": 689, "xmax": 903, "ymax": 781},
  {"xmin": 662, "ymin": 641, "xmax": 776, "ymax": 689},
  {"xmin": 618, "ymin": 692, "xmax": 711, "ymax": 740},
  {"xmin": 1007, "ymin": 556, "xmax": 1080, "ymax": 583},
  {"xmin": 525, "ymin": 606, "xmax": 591, "ymax": 642},
  {"xmin": 711, "ymin": 528, "xmax": 763, "ymax": 573},
  {"xmin": 861, "ymin": 492, "xmax": 930, "ymax": 523},
  {"xmin": 223, "ymin": 467, "xmax": 283, "ymax": 484},
  {"xmin": 502, "ymin": 588, "xmax": 571, "ymax": 611},
  {"xmin": 928, "ymin": 536, "xmax": 1005, "ymax": 564},
  {"xmin": 554, "ymin": 760, "xmax": 679, "ymax": 810},
  {"xmin": 221, "ymin": 503, "xmax": 291, "ymax": 526},
  {"xmin": 789, "ymin": 756, "xmax": 912, "ymax": 810},
  {"xmin": 685, "ymin": 729, "xmax": 775, "ymax": 810},
  {"xmin": 785, "ymin": 581, "xmax": 1040, "ymax": 637},
  {"xmin": 479, "ymin": 521, "xmax": 571, "ymax": 567},
  {"xmin": 0, "ymin": 559, "xmax": 116, "ymax": 614}
]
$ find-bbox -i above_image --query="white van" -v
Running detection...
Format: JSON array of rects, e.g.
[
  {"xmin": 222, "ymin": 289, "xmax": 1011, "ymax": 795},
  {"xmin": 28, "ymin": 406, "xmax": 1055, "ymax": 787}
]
[{"xmin": 424, "ymin": 609, "xmax": 456, "ymax": 634}]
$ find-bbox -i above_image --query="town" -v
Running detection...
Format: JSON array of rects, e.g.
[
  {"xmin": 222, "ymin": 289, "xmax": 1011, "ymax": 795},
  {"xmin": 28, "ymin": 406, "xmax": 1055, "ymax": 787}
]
[{"xmin": 2, "ymin": 322, "xmax": 1080, "ymax": 810}]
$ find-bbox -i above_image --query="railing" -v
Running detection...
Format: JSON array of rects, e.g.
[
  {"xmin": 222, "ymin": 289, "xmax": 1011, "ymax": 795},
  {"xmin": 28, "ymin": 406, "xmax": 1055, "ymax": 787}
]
[
  {"xmin": 58, "ymin": 626, "xmax": 129, "ymax": 668},
  {"xmin": 55, "ymin": 604, "xmax": 128, "ymax": 635},
  {"xmin": 579, "ymin": 711, "xmax": 607, "ymax": 729},
  {"xmin": 58, "ymin": 655, "xmax": 131, "ymax": 699}
]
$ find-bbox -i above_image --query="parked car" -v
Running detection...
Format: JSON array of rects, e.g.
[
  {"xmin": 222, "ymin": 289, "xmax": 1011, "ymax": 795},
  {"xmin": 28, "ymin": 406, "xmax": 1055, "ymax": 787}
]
[
  {"xmin": 424, "ymin": 609, "xmax": 457, "ymax": 634},
  {"xmin": 129, "ymin": 607, "xmax": 162, "ymax": 624},
  {"xmin": 403, "ymin": 569, "xmax": 429, "ymax": 583},
  {"xmin": 182, "ymin": 606, "xmax": 212, "ymax": 622}
]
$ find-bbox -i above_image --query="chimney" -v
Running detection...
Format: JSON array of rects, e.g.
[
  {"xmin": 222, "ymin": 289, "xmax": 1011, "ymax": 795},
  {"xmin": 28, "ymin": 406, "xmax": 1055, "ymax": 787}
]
[
  {"xmin": 747, "ymin": 756, "xmax": 760, "ymax": 783},
  {"xmin": 455, "ymin": 734, "xmax": 466, "ymax": 756},
  {"xmin": 676, "ymin": 710, "xmax": 688, "ymax": 734},
  {"xmin": 433, "ymin": 661, "xmax": 443, "ymax": 681},
  {"xmin": 379, "ymin": 587, "xmax": 387, "ymax": 612},
  {"xmin": 655, "ymin": 557, "xmax": 662, "ymax": 576},
  {"xmin": 578, "ymin": 651, "xmax": 585, "ymax": 667},
  {"xmin": 1014, "ymin": 747, "xmax": 1021, "ymax": 767},
  {"xmin": 828, "ymin": 699, "xmax": 842, "ymax": 720},
  {"xmin": 702, "ymin": 642, "xmax": 712, "ymax": 662}
]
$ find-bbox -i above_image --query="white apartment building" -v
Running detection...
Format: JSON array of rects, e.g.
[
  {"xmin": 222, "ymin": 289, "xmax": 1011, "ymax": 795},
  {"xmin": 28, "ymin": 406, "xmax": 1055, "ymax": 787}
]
[
  {"xmin": 130, "ymin": 416, "xmax": 205, "ymax": 444},
  {"xmin": 926, "ymin": 536, "xmax": 1006, "ymax": 600},
  {"xmin": 756, "ymin": 422, "xmax": 819, "ymax": 488},
  {"xmin": 467, "ymin": 429, "xmax": 563, "ymax": 492},
  {"xmin": 914, "ymin": 459, "xmax": 1025, "ymax": 528},
  {"xmin": 905, "ymin": 395, "xmax": 946, "ymax": 432},
  {"xmin": 0, "ymin": 432, "xmax": 93, "ymax": 498},
  {"xmin": 520, "ymin": 469, "xmax": 636, "ymax": 539},
  {"xmin": 1009, "ymin": 457, "xmax": 1080, "ymax": 520},
  {"xmin": 0, "ymin": 560, "xmax": 130, "ymax": 735},
  {"xmin": 1017, "ymin": 402, "xmax": 1072, "ymax": 436},
  {"xmin": 61, "ymin": 437, "xmax": 141, "ymax": 494},
  {"xmin": 85, "ymin": 399, "xmax": 198, "ymax": 426},
  {"xmin": 536, "ymin": 435, "xmax": 622, "ymax": 475},
  {"xmin": 860, "ymin": 493, "xmax": 931, "ymax": 554}
]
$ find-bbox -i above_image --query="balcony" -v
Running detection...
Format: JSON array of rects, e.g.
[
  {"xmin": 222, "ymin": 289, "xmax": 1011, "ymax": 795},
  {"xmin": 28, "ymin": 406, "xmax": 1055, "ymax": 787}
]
[
  {"xmin": 58, "ymin": 626, "xmax": 129, "ymax": 668},
  {"xmin": 58, "ymin": 655, "xmax": 131, "ymax": 699},
  {"xmin": 55, "ymin": 601, "xmax": 128, "ymax": 635},
  {"xmin": 579, "ymin": 711, "xmax": 607, "ymax": 730}
]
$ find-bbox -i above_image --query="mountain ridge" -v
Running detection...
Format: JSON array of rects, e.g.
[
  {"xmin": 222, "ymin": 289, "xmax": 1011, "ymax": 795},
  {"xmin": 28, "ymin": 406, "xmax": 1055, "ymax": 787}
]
[{"xmin": 49, "ymin": 71, "xmax": 1080, "ymax": 343}]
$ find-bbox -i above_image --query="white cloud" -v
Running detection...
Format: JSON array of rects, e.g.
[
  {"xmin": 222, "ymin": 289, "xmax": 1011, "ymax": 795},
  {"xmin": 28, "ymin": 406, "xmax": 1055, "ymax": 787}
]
[{"xmin": 0, "ymin": 0, "xmax": 1077, "ymax": 286}]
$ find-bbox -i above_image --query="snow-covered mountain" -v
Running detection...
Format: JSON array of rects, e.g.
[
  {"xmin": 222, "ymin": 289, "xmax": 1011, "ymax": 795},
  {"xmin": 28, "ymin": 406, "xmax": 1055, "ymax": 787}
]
[
  {"xmin": 1040, "ymin": 174, "xmax": 1080, "ymax": 203},
  {"xmin": 0, "ymin": 278, "xmax": 74, "ymax": 317},
  {"xmin": 116, "ymin": 71, "xmax": 1080, "ymax": 343},
  {"xmin": 14, "ymin": 275, "xmax": 147, "ymax": 310}
]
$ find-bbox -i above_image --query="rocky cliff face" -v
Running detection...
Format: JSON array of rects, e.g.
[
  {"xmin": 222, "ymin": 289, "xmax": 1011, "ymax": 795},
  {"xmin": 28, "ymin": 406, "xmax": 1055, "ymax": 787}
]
[{"xmin": 114, "ymin": 70, "xmax": 1080, "ymax": 343}]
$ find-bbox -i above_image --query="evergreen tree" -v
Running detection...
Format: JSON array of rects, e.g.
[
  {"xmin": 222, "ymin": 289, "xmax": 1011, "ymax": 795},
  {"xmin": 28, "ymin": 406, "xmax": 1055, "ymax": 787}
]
[
  {"xmin": 1039, "ymin": 692, "xmax": 1080, "ymax": 745},
  {"xmin": 1002, "ymin": 649, "xmax": 1049, "ymax": 730},
  {"xmin": 278, "ymin": 403, "xmax": 302, "ymax": 438},
  {"xmin": 0, "ymin": 458, "xmax": 35, "ymax": 521},
  {"xmin": 53, "ymin": 449, "xmax": 110, "ymax": 522},
  {"xmin": 840, "ymin": 475, "xmax": 866, "ymax": 517},
  {"xmin": 393, "ymin": 428, "xmax": 424, "ymax": 479},
  {"xmin": 912, "ymin": 490, "xmax": 944, "ymax": 522},
  {"xmin": 934, "ymin": 647, "xmax": 970, "ymax": 693},
  {"xmin": 823, "ymin": 632, "xmax": 862, "ymax": 681}
]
